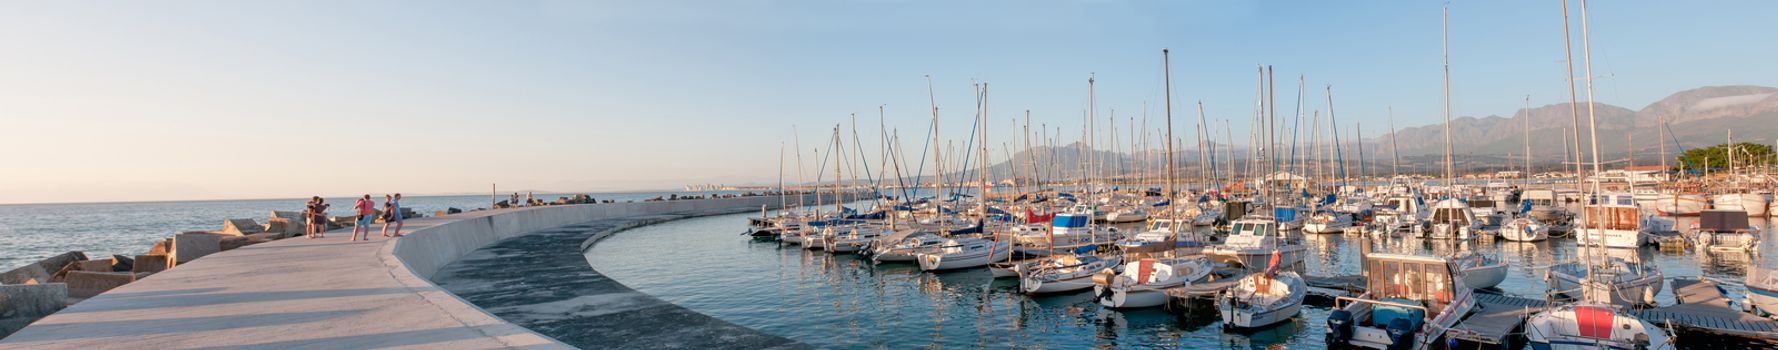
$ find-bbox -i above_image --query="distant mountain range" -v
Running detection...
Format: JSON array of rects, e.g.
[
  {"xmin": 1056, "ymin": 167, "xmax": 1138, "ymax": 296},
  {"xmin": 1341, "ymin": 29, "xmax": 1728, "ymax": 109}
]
[
  {"xmin": 1372, "ymin": 85, "xmax": 1778, "ymax": 162},
  {"xmin": 817, "ymin": 85, "xmax": 1778, "ymax": 185}
]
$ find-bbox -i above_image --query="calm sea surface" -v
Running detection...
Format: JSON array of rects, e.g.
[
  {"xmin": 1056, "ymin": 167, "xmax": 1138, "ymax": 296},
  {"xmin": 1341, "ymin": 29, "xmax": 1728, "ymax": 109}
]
[
  {"xmin": 587, "ymin": 208, "xmax": 1778, "ymax": 349},
  {"xmin": 0, "ymin": 191, "xmax": 748, "ymax": 272}
]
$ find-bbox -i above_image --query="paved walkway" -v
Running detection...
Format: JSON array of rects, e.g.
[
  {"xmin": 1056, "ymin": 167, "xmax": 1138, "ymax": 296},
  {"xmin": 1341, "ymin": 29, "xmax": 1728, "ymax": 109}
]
[{"xmin": 0, "ymin": 211, "xmax": 568, "ymax": 349}]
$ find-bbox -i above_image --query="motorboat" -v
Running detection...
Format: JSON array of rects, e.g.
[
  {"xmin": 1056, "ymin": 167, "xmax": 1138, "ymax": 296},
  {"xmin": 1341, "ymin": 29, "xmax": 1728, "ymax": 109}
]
[
  {"xmin": 1575, "ymin": 193, "xmax": 1662, "ymax": 249},
  {"xmin": 1453, "ymin": 251, "xmax": 1506, "ymax": 290},
  {"xmin": 1019, "ymin": 254, "xmax": 1122, "ymax": 294},
  {"xmin": 1368, "ymin": 194, "xmax": 1426, "ymax": 238},
  {"xmin": 1499, "ymin": 216, "xmax": 1549, "ymax": 242},
  {"xmin": 1115, "ymin": 218, "xmax": 1213, "ymax": 255},
  {"xmin": 1424, "ymin": 198, "xmax": 1480, "ymax": 240},
  {"xmin": 1303, "ymin": 210, "xmax": 1356, "ymax": 235},
  {"xmin": 1094, "ymin": 256, "xmax": 1213, "ymax": 309},
  {"xmin": 1688, "ymin": 209, "xmax": 1759, "ymax": 253},
  {"xmin": 1204, "ymin": 215, "xmax": 1306, "ymax": 271},
  {"xmin": 915, "ymin": 237, "xmax": 1013, "ymax": 271},
  {"xmin": 1218, "ymin": 254, "xmax": 1305, "ymax": 329},
  {"xmin": 1524, "ymin": 304, "xmax": 1674, "ymax": 350},
  {"xmin": 1325, "ymin": 252, "xmax": 1478, "ymax": 350}
]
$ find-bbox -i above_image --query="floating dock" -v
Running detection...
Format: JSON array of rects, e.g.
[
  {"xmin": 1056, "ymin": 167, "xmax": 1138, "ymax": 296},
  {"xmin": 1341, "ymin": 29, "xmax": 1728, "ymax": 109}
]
[
  {"xmin": 1448, "ymin": 293, "xmax": 1547, "ymax": 348},
  {"xmin": 1632, "ymin": 278, "xmax": 1778, "ymax": 342}
]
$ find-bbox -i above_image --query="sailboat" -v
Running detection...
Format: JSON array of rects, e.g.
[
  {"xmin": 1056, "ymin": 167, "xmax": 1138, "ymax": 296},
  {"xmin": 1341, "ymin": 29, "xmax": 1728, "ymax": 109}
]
[
  {"xmin": 915, "ymin": 237, "xmax": 1013, "ymax": 271},
  {"xmin": 1095, "ymin": 256, "xmax": 1213, "ymax": 309},
  {"xmin": 1218, "ymin": 250, "xmax": 1306, "ymax": 329},
  {"xmin": 1527, "ymin": 1, "xmax": 1676, "ymax": 347},
  {"xmin": 1019, "ymin": 253, "xmax": 1123, "ymax": 294},
  {"xmin": 869, "ymin": 230, "xmax": 947, "ymax": 263}
]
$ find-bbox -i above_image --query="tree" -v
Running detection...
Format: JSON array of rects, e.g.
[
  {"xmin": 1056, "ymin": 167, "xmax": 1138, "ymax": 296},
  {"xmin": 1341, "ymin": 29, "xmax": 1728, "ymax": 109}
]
[{"xmin": 1674, "ymin": 142, "xmax": 1775, "ymax": 172}]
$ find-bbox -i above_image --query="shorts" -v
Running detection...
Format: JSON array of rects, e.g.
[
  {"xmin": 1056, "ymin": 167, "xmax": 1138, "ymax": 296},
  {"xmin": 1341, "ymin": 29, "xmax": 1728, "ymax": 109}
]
[
  {"xmin": 389, "ymin": 212, "xmax": 403, "ymax": 223},
  {"xmin": 359, "ymin": 214, "xmax": 376, "ymax": 226}
]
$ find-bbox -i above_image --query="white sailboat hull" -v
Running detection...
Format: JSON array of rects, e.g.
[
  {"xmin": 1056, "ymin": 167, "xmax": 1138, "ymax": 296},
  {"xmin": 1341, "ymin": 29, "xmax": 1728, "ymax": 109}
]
[{"xmin": 1651, "ymin": 194, "xmax": 1707, "ymax": 216}]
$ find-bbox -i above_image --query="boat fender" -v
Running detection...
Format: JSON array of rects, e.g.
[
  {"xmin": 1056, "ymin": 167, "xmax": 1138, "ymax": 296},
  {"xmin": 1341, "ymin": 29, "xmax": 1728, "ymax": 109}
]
[
  {"xmin": 1385, "ymin": 317, "xmax": 1415, "ymax": 350},
  {"xmin": 1326, "ymin": 309, "xmax": 1354, "ymax": 345}
]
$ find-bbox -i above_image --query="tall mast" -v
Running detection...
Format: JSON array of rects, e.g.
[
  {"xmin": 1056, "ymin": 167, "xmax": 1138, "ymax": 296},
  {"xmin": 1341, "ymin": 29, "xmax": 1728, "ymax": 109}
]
[
  {"xmin": 793, "ymin": 125, "xmax": 807, "ymax": 215},
  {"xmin": 1561, "ymin": 0, "xmax": 1587, "ymax": 194},
  {"xmin": 1389, "ymin": 107, "xmax": 1400, "ymax": 179},
  {"xmin": 1089, "ymin": 74, "xmax": 1098, "ymax": 189},
  {"xmin": 1659, "ymin": 113, "xmax": 1667, "ymax": 172},
  {"xmin": 925, "ymin": 75, "xmax": 944, "ymax": 235},
  {"xmin": 1329, "ymin": 85, "xmax": 1349, "ymax": 189},
  {"xmin": 1525, "ymin": 96, "xmax": 1534, "ymax": 182},
  {"xmin": 1441, "ymin": 5, "xmax": 1456, "ymax": 193},
  {"xmin": 834, "ymin": 125, "xmax": 844, "ymax": 214},
  {"xmin": 1163, "ymin": 48, "xmax": 1178, "ymax": 236},
  {"xmin": 1580, "ymin": 0, "xmax": 1603, "ymax": 193},
  {"xmin": 779, "ymin": 141, "xmax": 786, "ymax": 215},
  {"xmin": 1357, "ymin": 123, "xmax": 1366, "ymax": 183},
  {"xmin": 978, "ymin": 83, "xmax": 990, "ymax": 226}
]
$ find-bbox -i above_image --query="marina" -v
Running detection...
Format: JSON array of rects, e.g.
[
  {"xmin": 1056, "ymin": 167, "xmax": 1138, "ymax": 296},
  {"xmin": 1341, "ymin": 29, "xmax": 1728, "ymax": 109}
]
[{"xmin": 1, "ymin": 1, "xmax": 1775, "ymax": 350}]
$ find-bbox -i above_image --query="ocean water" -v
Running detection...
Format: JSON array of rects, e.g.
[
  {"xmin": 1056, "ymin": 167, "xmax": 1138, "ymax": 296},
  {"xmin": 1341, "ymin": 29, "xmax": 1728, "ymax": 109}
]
[
  {"xmin": 0, "ymin": 191, "xmax": 750, "ymax": 272},
  {"xmin": 586, "ymin": 208, "xmax": 1778, "ymax": 349}
]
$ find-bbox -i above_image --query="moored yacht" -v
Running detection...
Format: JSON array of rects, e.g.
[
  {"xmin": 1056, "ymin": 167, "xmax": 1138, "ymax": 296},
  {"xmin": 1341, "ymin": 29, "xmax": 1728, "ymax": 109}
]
[
  {"xmin": 1204, "ymin": 215, "xmax": 1306, "ymax": 271},
  {"xmin": 915, "ymin": 237, "xmax": 1012, "ymax": 271}
]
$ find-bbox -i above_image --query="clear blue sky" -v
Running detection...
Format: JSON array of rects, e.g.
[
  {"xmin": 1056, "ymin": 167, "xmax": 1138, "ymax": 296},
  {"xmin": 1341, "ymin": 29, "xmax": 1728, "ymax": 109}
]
[{"xmin": 1, "ymin": 1, "xmax": 1771, "ymax": 203}]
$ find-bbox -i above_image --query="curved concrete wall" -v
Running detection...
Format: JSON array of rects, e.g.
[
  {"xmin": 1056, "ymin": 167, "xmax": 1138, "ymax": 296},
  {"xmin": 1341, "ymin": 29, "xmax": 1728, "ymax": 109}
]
[{"xmin": 393, "ymin": 196, "xmax": 791, "ymax": 279}]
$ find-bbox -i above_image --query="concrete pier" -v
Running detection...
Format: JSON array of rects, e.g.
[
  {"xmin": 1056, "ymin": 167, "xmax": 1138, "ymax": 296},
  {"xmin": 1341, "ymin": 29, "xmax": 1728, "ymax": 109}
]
[{"xmin": 0, "ymin": 195, "xmax": 822, "ymax": 349}]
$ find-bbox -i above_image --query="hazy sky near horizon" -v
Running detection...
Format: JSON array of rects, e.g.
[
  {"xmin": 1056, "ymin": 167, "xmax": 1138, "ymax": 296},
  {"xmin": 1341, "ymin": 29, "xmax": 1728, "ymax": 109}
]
[{"xmin": 1, "ymin": 1, "xmax": 1772, "ymax": 204}]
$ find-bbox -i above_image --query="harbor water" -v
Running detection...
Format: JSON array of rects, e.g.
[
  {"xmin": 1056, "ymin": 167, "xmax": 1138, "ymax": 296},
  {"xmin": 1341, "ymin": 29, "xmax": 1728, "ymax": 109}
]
[
  {"xmin": 0, "ymin": 191, "xmax": 753, "ymax": 272},
  {"xmin": 587, "ymin": 207, "xmax": 1778, "ymax": 349}
]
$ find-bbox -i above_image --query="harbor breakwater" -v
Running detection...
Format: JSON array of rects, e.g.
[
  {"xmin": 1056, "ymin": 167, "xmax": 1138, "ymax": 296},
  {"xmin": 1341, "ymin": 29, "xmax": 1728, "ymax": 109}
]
[{"xmin": 0, "ymin": 193, "xmax": 852, "ymax": 348}]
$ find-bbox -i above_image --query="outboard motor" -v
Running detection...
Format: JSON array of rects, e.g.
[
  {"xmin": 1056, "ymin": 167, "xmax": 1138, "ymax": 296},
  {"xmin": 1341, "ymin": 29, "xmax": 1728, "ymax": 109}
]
[
  {"xmin": 1326, "ymin": 309, "xmax": 1354, "ymax": 346},
  {"xmin": 1385, "ymin": 318, "xmax": 1416, "ymax": 350}
]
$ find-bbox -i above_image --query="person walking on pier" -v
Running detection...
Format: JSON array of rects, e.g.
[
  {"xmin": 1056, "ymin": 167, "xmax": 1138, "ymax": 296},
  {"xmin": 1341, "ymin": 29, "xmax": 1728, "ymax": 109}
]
[
  {"xmin": 381, "ymin": 193, "xmax": 404, "ymax": 238},
  {"xmin": 305, "ymin": 197, "xmax": 328, "ymax": 239},
  {"xmin": 352, "ymin": 194, "xmax": 376, "ymax": 241}
]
